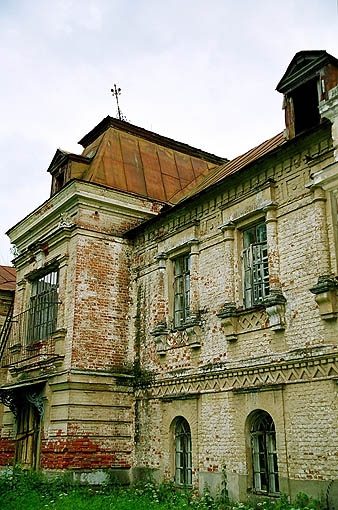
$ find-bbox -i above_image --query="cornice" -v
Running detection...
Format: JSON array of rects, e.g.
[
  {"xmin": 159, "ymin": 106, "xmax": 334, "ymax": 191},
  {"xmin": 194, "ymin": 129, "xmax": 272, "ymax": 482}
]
[{"xmin": 8, "ymin": 180, "xmax": 161, "ymax": 254}]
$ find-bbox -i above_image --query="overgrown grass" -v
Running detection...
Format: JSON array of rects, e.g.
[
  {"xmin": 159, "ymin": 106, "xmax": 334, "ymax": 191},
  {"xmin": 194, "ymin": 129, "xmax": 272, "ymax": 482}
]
[{"xmin": 0, "ymin": 467, "xmax": 326, "ymax": 510}]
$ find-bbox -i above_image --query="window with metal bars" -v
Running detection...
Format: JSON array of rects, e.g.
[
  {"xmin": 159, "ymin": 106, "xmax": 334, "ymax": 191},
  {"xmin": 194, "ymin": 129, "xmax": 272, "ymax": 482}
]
[
  {"xmin": 242, "ymin": 222, "xmax": 269, "ymax": 308},
  {"xmin": 251, "ymin": 411, "xmax": 279, "ymax": 494},
  {"xmin": 27, "ymin": 270, "xmax": 59, "ymax": 344},
  {"xmin": 173, "ymin": 254, "xmax": 190, "ymax": 328},
  {"xmin": 175, "ymin": 417, "xmax": 192, "ymax": 486}
]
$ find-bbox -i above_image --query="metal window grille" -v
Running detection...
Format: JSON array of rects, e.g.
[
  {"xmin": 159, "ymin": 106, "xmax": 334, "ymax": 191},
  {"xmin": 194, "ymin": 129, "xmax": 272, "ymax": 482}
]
[
  {"xmin": 175, "ymin": 418, "xmax": 192, "ymax": 486},
  {"xmin": 27, "ymin": 270, "xmax": 59, "ymax": 344},
  {"xmin": 242, "ymin": 223, "xmax": 269, "ymax": 307},
  {"xmin": 173, "ymin": 255, "xmax": 190, "ymax": 328},
  {"xmin": 251, "ymin": 412, "xmax": 279, "ymax": 494}
]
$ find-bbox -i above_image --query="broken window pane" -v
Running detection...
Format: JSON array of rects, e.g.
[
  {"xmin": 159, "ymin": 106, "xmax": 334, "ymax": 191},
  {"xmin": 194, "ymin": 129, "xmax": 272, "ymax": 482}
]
[
  {"xmin": 242, "ymin": 222, "xmax": 269, "ymax": 307},
  {"xmin": 251, "ymin": 411, "xmax": 279, "ymax": 495},
  {"xmin": 175, "ymin": 417, "xmax": 192, "ymax": 486},
  {"xmin": 173, "ymin": 254, "xmax": 190, "ymax": 328},
  {"xmin": 27, "ymin": 270, "xmax": 59, "ymax": 344}
]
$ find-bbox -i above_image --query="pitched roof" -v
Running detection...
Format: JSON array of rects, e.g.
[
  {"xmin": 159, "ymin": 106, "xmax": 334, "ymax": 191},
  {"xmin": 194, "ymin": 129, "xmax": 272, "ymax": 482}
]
[
  {"xmin": 0, "ymin": 266, "xmax": 16, "ymax": 291},
  {"xmin": 79, "ymin": 116, "xmax": 227, "ymax": 165},
  {"xmin": 171, "ymin": 132, "xmax": 285, "ymax": 204},
  {"xmin": 76, "ymin": 118, "xmax": 227, "ymax": 204}
]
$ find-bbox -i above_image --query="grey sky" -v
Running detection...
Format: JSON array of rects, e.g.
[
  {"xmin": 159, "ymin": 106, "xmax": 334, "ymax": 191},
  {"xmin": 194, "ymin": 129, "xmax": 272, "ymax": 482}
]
[{"xmin": 1, "ymin": 0, "xmax": 338, "ymax": 264}]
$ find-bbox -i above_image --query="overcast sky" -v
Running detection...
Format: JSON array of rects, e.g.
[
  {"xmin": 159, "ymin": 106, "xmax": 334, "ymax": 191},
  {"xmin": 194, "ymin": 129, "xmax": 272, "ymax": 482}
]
[{"xmin": 1, "ymin": 0, "xmax": 338, "ymax": 265}]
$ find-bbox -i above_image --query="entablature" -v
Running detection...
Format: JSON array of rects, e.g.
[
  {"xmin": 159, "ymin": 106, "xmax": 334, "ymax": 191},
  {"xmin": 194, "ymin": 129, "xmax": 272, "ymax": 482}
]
[{"xmin": 8, "ymin": 180, "xmax": 163, "ymax": 258}]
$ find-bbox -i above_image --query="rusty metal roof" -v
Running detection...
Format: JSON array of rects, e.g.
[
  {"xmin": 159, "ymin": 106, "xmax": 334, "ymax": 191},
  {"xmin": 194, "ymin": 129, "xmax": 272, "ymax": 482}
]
[
  {"xmin": 78, "ymin": 119, "xmax": 227, "ymax": 204},
  {"xmin": 46, "ymin": 117, "xmax": 285, "ymax": 208},
  {"xmin": 171, "ymin": 132, "xmax": 286, "ymax": 203},
  {"xmin": 0, "ymin": 266, "xmax": 16, "ymax": 291},
  {"xmin": 79, "ymin": 116, "xmax": 227, "ymax": 165}
]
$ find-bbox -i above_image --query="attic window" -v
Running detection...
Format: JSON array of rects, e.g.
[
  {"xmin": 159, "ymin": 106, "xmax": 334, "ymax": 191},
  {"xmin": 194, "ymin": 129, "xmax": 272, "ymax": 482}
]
[
  {"xmin": 52, "ymin": 166, "xmax": 67, "ymax": 195},
  {"xmin": 292, "ymin": 77, "xmax": 320, "ymax": 134},
  {"xmin": 55, "ymin": 170, "xmax": 65, "ymax": 190}
]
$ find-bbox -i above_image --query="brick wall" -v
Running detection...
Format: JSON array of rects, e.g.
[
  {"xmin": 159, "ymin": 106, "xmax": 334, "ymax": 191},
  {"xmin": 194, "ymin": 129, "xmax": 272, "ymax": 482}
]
[{"xmin": 131, "ymin": 123, "xmax": 338, "ymax": 501}]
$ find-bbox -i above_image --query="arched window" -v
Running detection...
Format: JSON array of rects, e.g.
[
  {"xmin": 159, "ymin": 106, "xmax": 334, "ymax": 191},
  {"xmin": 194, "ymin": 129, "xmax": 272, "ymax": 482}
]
[
  {"xmin": 251, "ymin": 411, "xmax": 279, "ymax": 494},
  {"xmin": 174, "ymin": 417, "xmax": 192, "ymax": 486}
]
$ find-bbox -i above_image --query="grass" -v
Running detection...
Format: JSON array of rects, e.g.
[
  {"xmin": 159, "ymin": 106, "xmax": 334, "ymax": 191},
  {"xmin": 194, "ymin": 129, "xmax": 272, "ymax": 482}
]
[{"xmin": 0, "ymin": 466, "xmax": 327, "ymax": 510}]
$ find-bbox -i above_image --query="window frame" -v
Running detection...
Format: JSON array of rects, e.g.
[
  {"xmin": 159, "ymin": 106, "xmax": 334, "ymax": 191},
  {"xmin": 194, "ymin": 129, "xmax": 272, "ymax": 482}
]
[
  {"xmin": 174, "ymin": 417, "xmax": 192, "ymax": 486},
  {"xmin": 27, "ymin": 269, "xmax": 59, "ymax": 345},
  {"xmin": 241, "ymin": 221, "xmax": 270, "ymax": 308},
  {"xmin": 291, "ymin": 77, "xmax": 320, "ymax": 135},
  {"xmin": 251, "ymin": 411, "xmax": 279, "ymax": 495},
  {"xmin": 173, "ymin": 253, "xmax": 191, "ymax": 329}
]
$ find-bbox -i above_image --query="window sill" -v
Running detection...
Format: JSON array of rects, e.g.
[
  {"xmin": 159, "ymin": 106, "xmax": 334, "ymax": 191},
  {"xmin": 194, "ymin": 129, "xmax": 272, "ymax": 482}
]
[
  {"xmin": 26, "ymin": 340, "xmax": 45, "ymax": 350},
  {"xmin": 152, "ymin": 318, "xmax": 202, "ymax": 356},
  {"xmin": 174, "ymin": 312, "xmax": 202, "ymax": 331},
  {"xmin": 217, "ymin": 303, "xmax": 264, "ymax": 320},
  {"xmin": 218, "ymin": 291, "xmax": 286, "ymax": 335},
  {"xmin": 248, "ymin": 489, "xmax": 280, "ymax": 498},
  {"xmin": 8, "ymin": 343, "xmax": 22, "ymax": 353},
  {"xmin": 157, "ymin": 340, "xmax": 201, "ymax": 357}
]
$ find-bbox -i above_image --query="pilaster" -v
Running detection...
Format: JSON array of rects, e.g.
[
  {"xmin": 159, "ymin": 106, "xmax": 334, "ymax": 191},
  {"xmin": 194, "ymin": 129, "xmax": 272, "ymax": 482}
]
[{"xmin": 220, "ymin": 222, "xmax": 236, "ymax": 304}]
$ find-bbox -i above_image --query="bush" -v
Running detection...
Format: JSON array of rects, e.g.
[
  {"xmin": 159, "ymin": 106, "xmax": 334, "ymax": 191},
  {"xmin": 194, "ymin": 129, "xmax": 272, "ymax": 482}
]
[{"xmin": 0, "ymin": 467, "xmax": 327, "ymax": 510}]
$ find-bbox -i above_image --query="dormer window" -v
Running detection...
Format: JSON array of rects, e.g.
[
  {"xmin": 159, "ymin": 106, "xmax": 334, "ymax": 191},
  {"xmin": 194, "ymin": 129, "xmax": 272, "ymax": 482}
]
[
  {"xmin": 277, "ymin": 50, "xmax": 338, "ymax": 140},
  {"xmin": 51, "ymin": 166, "xmax": 67, "ymax": 195},
  {"xmin": 55, "ymin": 168, "xmax": 65, "ymax": 190},
  {"xmin": 292, "ymin": 77, "xmax": 320, "ymax": 135}
]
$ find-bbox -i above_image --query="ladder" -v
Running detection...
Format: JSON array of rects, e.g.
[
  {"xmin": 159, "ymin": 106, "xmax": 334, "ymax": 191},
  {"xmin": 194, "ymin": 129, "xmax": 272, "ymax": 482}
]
[{"xmin": 0, "ymin": 299, "xmax": 14, "ymax": 364}]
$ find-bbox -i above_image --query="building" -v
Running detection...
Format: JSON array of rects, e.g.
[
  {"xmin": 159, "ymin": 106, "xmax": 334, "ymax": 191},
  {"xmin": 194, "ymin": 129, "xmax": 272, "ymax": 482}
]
[
  {"xmin": 0, "ymin": 266, "xmax": 16, "ymax": 371},
  {"xmin": 0, "ymin": 267, "xmax": 16, "ymax": 332},
  {"xmin": 0, "ymin": 50, "xmax": 338, "ymax": 506},
  {"xmin": 0, "ymin": 265, "xmax": 16, "ymax": 467}
]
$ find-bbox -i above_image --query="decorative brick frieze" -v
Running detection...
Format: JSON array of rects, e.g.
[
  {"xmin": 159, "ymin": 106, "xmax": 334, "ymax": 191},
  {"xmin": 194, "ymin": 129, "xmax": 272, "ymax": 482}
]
[
  {"xmin": 217, "ymin": 303, "xmax": 271, "ymax": 340},
  {"xmin": 139, "ymin": 353, "xmax": 338, "ymax": 399},
  {"xmin": 151, "ymin": 313, "xmax": 203, "ymax": 356}
]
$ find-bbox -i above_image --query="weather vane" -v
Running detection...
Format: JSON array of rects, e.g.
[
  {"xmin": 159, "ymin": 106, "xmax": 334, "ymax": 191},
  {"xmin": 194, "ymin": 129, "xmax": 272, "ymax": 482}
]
[{"xmin": 111, "ymin": 84, "xmax": 127, "ymax": 121}]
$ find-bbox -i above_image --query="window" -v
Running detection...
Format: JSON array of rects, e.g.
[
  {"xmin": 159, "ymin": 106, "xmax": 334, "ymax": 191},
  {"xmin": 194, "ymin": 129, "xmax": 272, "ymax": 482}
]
[
  {"xmin": 28, "ymin": 270, "xmax": 59, "ymax": 344},
  {"xmin": 175, "ymin": 417, "xmax": 192, "ymax": 486},
  {"xmin": 251, "ymin": 411, "xmax": 279, "ymax": 494},
  {"xmin": 51, "ymin": 166, "xmax": 67, "ymax": 195},
  {"xmin": 242, "ymin": 222, "xmax": 269, "ymax": 308},
  {"xmin": 292, "ymin": 78, "xmax": 320, "ymax": 135},
  {"xmin": 173, "ymin": 254, "xmax": 190, "ymax": 328}
]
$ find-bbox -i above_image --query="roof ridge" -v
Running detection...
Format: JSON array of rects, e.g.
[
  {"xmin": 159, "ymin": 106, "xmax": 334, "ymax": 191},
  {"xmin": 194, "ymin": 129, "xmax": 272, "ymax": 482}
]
[{"xmin": 78, "ymin": 116, "xmax": 228, "ymax": 165}]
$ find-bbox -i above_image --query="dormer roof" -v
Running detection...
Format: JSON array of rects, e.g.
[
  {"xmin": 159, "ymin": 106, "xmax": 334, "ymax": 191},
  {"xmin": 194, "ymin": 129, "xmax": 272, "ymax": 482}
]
[
  {"xmin": 47, "ymin": 149, "xmax": 91, "ymax": 176},
  {"xmin": 276, "ymin": 50, "xmax": 338, "ymax": 94}
]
